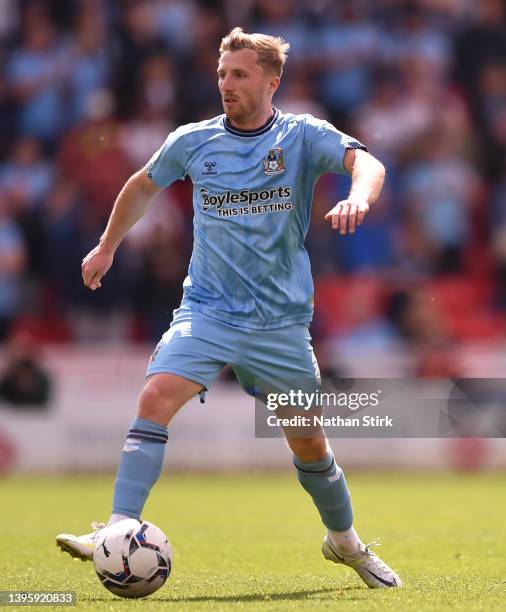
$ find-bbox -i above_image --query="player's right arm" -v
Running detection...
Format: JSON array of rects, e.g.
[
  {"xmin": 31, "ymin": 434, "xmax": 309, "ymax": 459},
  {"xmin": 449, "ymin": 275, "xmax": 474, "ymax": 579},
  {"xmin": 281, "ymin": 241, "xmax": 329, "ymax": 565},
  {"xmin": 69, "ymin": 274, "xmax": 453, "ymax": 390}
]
[{"xmin": 81, "ymin": 169, "xmax": 161, "ymax": 291}]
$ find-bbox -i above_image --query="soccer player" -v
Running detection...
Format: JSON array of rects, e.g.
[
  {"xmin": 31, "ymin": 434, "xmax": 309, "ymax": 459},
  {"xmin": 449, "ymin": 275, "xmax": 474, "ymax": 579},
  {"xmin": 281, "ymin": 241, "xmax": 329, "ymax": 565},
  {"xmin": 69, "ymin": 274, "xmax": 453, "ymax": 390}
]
[{"xmin": 57, "ymin": 28, "xmax": 401, "ymax": 589}]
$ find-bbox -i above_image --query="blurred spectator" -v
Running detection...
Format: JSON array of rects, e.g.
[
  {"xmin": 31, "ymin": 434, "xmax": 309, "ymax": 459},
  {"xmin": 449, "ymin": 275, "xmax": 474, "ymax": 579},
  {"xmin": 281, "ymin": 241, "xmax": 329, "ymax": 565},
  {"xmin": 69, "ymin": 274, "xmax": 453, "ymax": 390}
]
[
  {"xmin": 352, "ymin": 69, "xmax": 413, "ymax": 163},
  {"xmin": 0, "ymin": 135, "xmax": 51, "ymax": 316},
  {"xmin": 455, "ymin": 0, "xmax": 506, "ymax": 177},
  {"xmin": 43, "ymin": 169, "xmax": 132, "ymax": 343},
  {"xmin": 251, "ymin": 0, "xmax": 311, "ymax": 73},
  {"xmin": 455, "ymin": 0, "xmax": 506, "ymax": 108},
  {"xmin": 379, "ymin": 1, "xmax": 452, "ymax": 74},
  {"xmin": 331, "ymin": 282, "xmax": 399, "ymax": 352},
  {"xmin": 64, "ymin": 1, "xmax": 112, "ymax": 125},
  {"xmin": 0, "ymin": 137, "xmax": 53, "ymax": 211},
  {"xmin": 182, "ymin": 41, "xmax": 223, "ymax": 121},
  {"xmin": 113, "ymin": 0, "xmax": 168, "ymax": 118},
  {"xmin": 5, "ymin": 3, "xmax": 68, "ymax": 146},
  {"xmin": 0, "ymin": 193, "xmax": 26, "ymax": 341},
  {"xmin": 0, "ymin": 331, "xmax": 52, "ymax": 407},
  {"xmin": 129, "ymin": 225, "xmax": 187, "ymax": 341},
  {"xmin": 64, "ymin": 217, "xmax": 132, "ymax": 344},
  {"xmin": 125, "ymin": 190, "xmax": 185, "ymax": 254},
  {"xmin": 352, "ymin": 55, "xmax": 448, "ymax": 165},
  {"xmin": 276, "ymin": 74, "xmax": 326, "ymax": 118},
  {"xmin": 399, "ymin": 126, "xmax": 482, "ymax": 272},
  {"xmin": 155, "ymin": 0, "xmax": 198, "ymax": 58},
  {"xmin": 58, "ymin": 89, "xmax": 133, "ymax": 224},
  {"xmin": 396, "ymin": 55, "xmax": 445, "ymax": 151},
  {"xmin": 181, "ymin": 7, "xmax": 227, "ymax": 121},
  {"xmin": 475, "ymin": 60, "xmax": 506, "ymax": 179},
  {"xmin": 120, "ymin": 53, "xmax": 176, "ymax": 168},
  {"xmin": 41, "ymin": 176, "xmax": 85, "ymax": 309},
  {"xmin": 387, "ymin": 285, "xmax": 448, "ymax": 345},
  {"xmin": 491, "ymin": 167, "xmax": 506, "ymax": 309},
  {"xmin": 315, "ymin": 0, "xmax": 378, "ymax": 120},
  {"xmin": 224, "ymin": 0, "xmax": 255, "ymax": 29}
]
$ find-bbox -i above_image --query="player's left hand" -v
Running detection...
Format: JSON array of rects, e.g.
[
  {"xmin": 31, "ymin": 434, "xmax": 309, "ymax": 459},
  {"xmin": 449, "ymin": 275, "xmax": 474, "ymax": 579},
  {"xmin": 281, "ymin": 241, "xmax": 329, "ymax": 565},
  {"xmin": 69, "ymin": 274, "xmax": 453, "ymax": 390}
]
[{"xmin": 324, "ymin": 199, "xmax": 370, "ymax": 235}]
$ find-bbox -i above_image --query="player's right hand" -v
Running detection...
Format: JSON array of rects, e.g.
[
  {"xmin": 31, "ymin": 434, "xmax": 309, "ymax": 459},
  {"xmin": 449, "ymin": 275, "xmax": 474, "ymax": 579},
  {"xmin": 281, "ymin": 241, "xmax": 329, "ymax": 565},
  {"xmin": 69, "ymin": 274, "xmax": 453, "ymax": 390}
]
[
  {"xmin": 324, "ymin": 198, "xmax": 370, "ymax": 235},
  {"xmin": 81, "ymin": 245, "xmax": 114, "ymax": 291}
]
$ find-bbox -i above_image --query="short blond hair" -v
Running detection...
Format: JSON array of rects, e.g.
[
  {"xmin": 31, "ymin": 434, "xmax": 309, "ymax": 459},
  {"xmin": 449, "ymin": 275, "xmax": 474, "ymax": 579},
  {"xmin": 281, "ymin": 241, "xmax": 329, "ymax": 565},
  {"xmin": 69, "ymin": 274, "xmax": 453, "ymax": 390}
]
[{"xmin": 219, "ymin": 27, "xmax": 290, "ymax": 77}]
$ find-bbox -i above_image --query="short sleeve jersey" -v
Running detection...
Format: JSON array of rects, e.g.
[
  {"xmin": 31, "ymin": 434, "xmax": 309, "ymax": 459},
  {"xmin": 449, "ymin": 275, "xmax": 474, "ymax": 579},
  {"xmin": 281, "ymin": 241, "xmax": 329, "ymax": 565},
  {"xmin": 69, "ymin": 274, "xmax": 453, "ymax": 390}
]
[{"xmin": 147, "ymin": 109, "xmax": 366, "ymax": 330}]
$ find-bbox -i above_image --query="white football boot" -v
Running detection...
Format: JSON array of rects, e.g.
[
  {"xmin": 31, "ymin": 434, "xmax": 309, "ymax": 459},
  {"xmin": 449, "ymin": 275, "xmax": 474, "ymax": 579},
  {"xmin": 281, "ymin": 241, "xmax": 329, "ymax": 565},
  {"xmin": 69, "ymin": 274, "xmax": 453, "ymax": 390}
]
[
  {"xmin": 322, "ymin": 534, "xmax": 402, "ymax": 588},
  {"xmin": 56, "ymin": 522, "xmax": 105, "ymax": 561}
]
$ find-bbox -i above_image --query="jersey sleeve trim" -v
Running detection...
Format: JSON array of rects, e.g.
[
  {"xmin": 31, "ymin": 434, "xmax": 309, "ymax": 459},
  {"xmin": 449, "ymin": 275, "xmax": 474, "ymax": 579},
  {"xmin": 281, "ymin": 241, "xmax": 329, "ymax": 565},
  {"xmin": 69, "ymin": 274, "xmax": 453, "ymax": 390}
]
[
  {"xmin": 145, "ymin": 126, "xmax": 188, "ymax": 188},
  {"xmin": 345, "ymin": 140, "xmax": 368, "ymax": 152}
]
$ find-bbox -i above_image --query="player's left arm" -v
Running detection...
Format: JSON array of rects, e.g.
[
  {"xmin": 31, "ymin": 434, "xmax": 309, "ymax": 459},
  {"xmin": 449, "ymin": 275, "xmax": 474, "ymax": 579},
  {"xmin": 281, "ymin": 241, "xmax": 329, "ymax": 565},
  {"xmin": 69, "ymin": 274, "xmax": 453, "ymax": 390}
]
[{"xmin": 325, "ymin": 148, "xmax": 385, "ymax": 235}]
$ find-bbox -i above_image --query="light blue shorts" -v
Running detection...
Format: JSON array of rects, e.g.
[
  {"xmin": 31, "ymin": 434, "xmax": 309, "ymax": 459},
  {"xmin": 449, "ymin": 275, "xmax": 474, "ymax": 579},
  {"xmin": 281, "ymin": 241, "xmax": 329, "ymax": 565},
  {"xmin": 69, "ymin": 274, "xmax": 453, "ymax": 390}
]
[{"xmin": 146, "ymin": 308, "xmax": 321, "ymax": 398}]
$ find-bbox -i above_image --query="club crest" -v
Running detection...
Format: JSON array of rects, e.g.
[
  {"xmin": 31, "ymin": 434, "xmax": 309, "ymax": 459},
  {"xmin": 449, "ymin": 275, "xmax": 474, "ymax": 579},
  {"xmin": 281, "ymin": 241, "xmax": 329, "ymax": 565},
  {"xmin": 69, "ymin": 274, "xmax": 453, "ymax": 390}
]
[{"xmin": 262, "ymin": 147, "xmax": 285, "ymax": 175}]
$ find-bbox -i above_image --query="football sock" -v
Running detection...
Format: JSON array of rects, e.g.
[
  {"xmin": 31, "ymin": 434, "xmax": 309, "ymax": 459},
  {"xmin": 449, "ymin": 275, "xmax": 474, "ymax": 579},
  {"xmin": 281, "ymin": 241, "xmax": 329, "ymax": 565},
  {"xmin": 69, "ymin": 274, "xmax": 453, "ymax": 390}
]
[
  {"xmin": 112, "ymin": 417, "xmax": 168, "ymax": 519},
  {"xmin": 293, "ymin": 451, "xmax": 354, "ymax": 533}
]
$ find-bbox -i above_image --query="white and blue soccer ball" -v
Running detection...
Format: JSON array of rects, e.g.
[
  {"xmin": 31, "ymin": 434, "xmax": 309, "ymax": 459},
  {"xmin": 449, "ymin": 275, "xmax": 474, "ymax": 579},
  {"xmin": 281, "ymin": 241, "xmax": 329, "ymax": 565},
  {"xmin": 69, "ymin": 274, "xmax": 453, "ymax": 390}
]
[{"xmin": 93, "ymin": 519, "xmax": 172, "ymax": 599}]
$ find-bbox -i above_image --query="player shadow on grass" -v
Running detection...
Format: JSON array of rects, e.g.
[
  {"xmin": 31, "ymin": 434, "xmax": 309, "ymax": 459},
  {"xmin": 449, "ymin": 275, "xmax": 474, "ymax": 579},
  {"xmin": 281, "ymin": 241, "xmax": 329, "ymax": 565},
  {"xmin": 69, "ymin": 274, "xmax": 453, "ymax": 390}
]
[
  {"xmin": 162, "ymin": 586, "xmax": 366, "ymax": 603},
  {"xmin": 113, "ymin": 585, "xmax": 367, "ymax": 603},
  {"xmin": 85, "ymin": 585, "xmax": 367, "ymax": 603}
]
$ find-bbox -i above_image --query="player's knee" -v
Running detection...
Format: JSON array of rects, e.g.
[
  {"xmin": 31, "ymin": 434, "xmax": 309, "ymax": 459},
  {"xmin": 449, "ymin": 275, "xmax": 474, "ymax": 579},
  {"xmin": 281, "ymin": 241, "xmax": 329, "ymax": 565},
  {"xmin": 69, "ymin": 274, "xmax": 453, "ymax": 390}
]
[{"xmin": 137, "ymin": 383, "xmax": 180, "ymax": 426}]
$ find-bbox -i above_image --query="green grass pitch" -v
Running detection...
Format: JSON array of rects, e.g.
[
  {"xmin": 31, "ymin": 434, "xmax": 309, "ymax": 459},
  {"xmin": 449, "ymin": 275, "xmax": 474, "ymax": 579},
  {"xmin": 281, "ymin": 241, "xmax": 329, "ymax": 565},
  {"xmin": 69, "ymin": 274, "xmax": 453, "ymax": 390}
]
[{"xmin": 1, "ymin": 472, "xmax": 505, "ymax": 610}]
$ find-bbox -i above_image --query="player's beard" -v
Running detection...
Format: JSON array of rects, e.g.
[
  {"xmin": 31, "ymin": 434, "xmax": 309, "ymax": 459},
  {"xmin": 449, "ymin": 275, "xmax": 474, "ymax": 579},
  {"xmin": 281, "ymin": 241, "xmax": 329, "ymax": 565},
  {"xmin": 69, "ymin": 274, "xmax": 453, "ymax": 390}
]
[
  {"xmin": 223, "ymin": 98, "xmax": 245, "ymax": 122},
  {"xmin": 223, "ymin": 96, "xmax": 263, "ymax": 127}
]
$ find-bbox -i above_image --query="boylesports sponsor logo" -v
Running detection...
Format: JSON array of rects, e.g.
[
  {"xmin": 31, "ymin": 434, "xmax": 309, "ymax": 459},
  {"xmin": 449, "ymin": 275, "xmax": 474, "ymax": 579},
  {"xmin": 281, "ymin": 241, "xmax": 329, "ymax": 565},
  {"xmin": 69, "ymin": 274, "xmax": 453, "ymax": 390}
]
[{"xmin": 200, "ymin": 186, "xmax": 292, "ymax": 217}]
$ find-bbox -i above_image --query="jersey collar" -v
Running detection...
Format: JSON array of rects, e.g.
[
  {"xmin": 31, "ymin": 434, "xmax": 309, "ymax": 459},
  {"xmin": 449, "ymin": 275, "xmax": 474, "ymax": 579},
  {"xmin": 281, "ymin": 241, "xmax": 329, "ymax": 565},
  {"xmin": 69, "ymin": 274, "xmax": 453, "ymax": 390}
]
[{"xmin": 223, "ymin": 108, "xmax": 279, "ymax": 137}]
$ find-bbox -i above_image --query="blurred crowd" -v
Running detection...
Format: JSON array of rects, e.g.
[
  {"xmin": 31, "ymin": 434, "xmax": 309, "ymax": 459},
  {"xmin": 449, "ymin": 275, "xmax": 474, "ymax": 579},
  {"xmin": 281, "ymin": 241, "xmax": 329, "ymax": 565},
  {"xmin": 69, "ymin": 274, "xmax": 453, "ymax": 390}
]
[{"xmin": 0, "ymin": 0, "xmax": 506, "ymax": 357}]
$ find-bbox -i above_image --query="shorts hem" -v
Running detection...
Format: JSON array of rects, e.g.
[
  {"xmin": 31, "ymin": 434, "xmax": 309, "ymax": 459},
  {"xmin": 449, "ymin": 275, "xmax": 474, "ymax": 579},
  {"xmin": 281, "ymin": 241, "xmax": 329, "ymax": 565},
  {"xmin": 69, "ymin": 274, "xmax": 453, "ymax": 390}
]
[{"xmin": 145, "ymin": 366, "xmax": 209, "ymax": 390}]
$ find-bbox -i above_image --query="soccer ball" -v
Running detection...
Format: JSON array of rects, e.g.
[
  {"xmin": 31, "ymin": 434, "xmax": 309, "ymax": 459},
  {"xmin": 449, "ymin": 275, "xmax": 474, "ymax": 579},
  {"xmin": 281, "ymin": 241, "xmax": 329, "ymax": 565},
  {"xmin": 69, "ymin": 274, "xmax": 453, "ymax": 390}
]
[{"xmin": 93, "ymin": 519, "xmax": 172, "ymax": 599}]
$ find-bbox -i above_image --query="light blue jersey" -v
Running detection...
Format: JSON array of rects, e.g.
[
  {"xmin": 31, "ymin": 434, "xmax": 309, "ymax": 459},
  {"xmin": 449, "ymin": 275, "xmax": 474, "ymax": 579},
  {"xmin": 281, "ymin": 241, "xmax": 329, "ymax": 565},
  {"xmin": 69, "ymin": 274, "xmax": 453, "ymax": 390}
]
[{"xmin": 146, "ymin": 108, "xmax": 366, "ymax": 330}]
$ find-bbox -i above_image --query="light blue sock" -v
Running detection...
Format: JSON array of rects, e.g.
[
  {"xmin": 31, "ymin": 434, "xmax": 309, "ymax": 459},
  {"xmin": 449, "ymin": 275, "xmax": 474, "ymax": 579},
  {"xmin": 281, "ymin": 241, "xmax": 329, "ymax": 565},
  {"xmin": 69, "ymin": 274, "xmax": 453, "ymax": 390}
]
[
  {"xmin": 112, "ymin": 417, "xmax": 168, "ymax": 519},
  {"xmin": 293, "ymin": 451, "xmax": 353, "ymax": 531}
]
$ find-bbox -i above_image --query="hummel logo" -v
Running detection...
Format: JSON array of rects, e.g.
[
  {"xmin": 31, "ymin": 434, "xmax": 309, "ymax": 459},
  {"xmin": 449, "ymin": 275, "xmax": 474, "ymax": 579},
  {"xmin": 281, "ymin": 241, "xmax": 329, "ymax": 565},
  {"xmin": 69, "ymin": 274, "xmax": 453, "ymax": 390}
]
[
  {"xmin": 203, "ymin": 161, "xmax": 217, "ymax": 175},
  {"xmin": 101, "ymin": 540, "xmax": 111, "ymax": 558}
]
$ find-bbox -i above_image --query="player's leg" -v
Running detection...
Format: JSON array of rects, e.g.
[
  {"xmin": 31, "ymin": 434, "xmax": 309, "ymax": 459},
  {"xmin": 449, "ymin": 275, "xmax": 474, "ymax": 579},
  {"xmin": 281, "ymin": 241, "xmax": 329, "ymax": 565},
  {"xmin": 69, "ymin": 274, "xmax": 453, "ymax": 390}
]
[
  {"xmin": 234, "ymin": 324, "xmax": 401, "ymax": 588},
  {"xmin": 110, "ymin": 372, "xmax": 203, "ymax": 525},
  {"xmin": 284, "ymin": 432, "xmax": 360, "ymax": 553},
  {"xmin": 55, "ymin": 372, "xmax": 203, "ymax": 561},
  {"xmin": 56, "ymin": 310, "xmax": 228, "ymax": 561},
  {"xmin": 233, "ymin": 327, "xmax": 359, "ymax": 551},
  {"xmin": 285, "ymin": 424, "xmax": 401, "ymax": 584}
]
